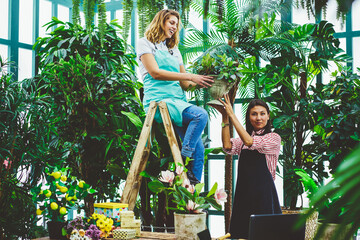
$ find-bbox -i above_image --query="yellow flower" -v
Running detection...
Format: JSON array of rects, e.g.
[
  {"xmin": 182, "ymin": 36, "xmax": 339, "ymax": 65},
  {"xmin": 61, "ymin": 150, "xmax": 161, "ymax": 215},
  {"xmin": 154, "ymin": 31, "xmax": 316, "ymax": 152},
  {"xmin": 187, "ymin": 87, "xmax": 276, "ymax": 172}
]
[
  {"xmin": 105, "ymin": 225, "xmax": 112, "ymax": 232},
  {"xmin": 79, "ymin": 229, "xmax": 85, "ymax": 237},
  {"xmin": 96, "ymin": 219, "xmax": 105, "ymax": 229},
  {"xmin": 107, "ymin": 218, "xmax": 114, "ymax": 226}
]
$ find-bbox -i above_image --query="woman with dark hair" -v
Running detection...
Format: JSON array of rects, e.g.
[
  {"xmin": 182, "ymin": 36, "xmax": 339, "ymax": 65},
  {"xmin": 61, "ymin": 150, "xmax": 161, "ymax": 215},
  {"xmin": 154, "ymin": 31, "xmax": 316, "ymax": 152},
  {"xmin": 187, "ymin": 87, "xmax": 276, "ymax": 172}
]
[
  {"xmin": 137, "ymin": 9, "xmax": 213, "ymax": 184},
  {"xmin": 211, "ymin": 94, "xmax": 282, "ymax": 239}
]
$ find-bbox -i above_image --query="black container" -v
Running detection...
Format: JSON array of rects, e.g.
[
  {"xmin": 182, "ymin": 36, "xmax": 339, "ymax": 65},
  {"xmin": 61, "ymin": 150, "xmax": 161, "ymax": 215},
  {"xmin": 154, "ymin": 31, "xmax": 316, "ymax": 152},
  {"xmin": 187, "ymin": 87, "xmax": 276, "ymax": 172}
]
[{"xmin": 47, "ymin": 221, "xmax": 67, "ymax": 240}]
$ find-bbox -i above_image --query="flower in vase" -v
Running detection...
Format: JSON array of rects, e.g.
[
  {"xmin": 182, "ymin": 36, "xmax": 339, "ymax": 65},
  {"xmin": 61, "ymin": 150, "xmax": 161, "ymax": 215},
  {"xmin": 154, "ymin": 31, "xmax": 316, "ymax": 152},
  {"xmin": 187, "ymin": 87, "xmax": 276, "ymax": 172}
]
[
  {"xmin": 148, "ymin": 163, "xmax": 228, "ymax": 214},
  {"xmin": 215, "ymin": 188, "xmax": 228, "ymax": 204}
]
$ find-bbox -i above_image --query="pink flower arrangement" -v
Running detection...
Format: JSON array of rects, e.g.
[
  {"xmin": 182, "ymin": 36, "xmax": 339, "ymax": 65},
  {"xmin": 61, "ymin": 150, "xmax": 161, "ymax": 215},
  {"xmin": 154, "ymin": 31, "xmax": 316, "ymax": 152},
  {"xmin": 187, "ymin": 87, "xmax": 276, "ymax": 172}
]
[{"xmin": 148, "ymin": 163, "xmax": 227, "ymax": 214}]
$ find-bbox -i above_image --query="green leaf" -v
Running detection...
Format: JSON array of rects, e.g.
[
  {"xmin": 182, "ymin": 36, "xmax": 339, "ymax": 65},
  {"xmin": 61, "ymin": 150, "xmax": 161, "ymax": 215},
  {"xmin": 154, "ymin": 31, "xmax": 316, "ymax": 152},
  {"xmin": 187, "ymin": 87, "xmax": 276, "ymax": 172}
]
[
  {"xmin": 148, "ymin": 180, "xmax": 165, "ymax": 193},
  {"xmin": 207, "ymin": 182, "xmax": 218, "ymax": 197},
  {"xmin": 121, "ymin": 111, "xmax": 143, "ymax": 129}
]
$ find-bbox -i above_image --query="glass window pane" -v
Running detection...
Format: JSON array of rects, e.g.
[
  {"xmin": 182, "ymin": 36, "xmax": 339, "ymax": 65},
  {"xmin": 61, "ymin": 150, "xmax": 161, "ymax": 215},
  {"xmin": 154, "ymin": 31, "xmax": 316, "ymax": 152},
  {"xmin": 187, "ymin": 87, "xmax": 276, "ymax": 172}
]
[
  {"xmin": 0, "ymin": 44, "xmax": 9, "ymax": 76},
  {"xmin": 0, "ymin": 0, "xmax": 9, "ymax": 39},
  {"xmin": 0, "ymin": 44, "xmax": 8, "ymax": 59},
  {"xmin": 209, "ymin": 113, "xmax": 223, "ymax": 148},
  {"xmin": 115, "ymin": 9, "xmax": 123, "ymax": 23},
  {"xmin": 18, "ymin": 48, "xmax": 33, "ymax": 80},
  {"xmin": 58, "ymin": 4, "xmax": 70, "ymax": 22},
  {"xmin": 209, "ymin": 215, "xmax": 225, "ymax": 237},
  {"xmin": 352, "ymin": 0, "xmax": 360, "ymax": 31},
  {"xmin": 19, "ymin": 0, "xmax": 34, "ymax": 44},
  {"xmin": 39, "ymin": 0, "xmax": 52, "ymax": 38},
  {"xmin": 323, "ymin": 0, "xmax": 345, "ymax": 33},
  {"xmin": 292, "ymin": 5, "xmax": 315, "ymax": 25},
  {"xmin": 353, "ymin": 37, "xmax": 360, "ymax": 70}
]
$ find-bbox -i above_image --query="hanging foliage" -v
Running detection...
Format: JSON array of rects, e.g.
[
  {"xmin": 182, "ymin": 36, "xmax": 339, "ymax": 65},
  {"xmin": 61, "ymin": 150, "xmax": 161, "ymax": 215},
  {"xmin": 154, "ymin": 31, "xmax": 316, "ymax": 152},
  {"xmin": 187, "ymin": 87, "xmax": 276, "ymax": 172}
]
[
  {"xmin": 295, "ymin": 0, "xmax": 356, "ymax": 22},
  {"xmin": 72, "ymin": 0, "xmax": 107, "ymax": 45},
  {"xmin": 121, "ymin": 0, "xmax": 191, "ymax": 42}
]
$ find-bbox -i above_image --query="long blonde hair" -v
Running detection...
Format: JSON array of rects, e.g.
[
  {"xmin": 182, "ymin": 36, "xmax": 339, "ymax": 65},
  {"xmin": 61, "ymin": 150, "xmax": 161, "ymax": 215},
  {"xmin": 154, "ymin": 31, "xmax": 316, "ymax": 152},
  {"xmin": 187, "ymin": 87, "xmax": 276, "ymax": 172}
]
[{"xmin": 145, "ymin": 9, "xmax": 181, "ymax": 49}]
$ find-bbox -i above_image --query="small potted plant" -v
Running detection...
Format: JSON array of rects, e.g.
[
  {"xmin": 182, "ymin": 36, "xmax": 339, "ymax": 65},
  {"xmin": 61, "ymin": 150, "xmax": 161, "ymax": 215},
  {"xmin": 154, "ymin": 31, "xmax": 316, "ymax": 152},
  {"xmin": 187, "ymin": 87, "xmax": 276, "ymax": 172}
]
[
  {"xmin": 31, "ymin": 168, "xmax": 96, "ymax": 239},
  {"xmin": 190, "ymin": 52, "xmax": 241, "ymax": 105},
  {"xmin": 147, "ymin": 163, "xmax": 227, "ymax": 240}
]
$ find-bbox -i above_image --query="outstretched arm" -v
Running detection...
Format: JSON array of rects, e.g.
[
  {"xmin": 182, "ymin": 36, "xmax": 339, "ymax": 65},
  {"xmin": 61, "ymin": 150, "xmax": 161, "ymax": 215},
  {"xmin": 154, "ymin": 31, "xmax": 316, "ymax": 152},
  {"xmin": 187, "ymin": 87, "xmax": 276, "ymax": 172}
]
[
  {"xmin": 213, "ymin": 94, "xmax": 254, "ymax": 147},
  {"xmin": 141, "ymin": 53, "xmax": 213, "ymax": 88}
]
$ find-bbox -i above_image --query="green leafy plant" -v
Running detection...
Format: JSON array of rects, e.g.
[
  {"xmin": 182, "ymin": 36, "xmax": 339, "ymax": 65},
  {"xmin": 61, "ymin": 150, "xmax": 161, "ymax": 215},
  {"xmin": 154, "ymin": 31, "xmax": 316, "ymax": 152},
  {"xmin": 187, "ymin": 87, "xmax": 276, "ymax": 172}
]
[
  {"xmin": 190, "ymin": 53, "xmax": 241, "ymax": 83},
  {"xmin": 31, "ymin": 168, "xmax": 96, "ymax": 223},
  {"xmin": 34, "ymin": 18, "xmax": 143, "ymax": 214},
  {"xmin": 0, "ymin": 56, "xmax": 53, "ymax": 239},
  {"xmin": 147, "ymin": 163, "xmax": 227, "ymax": 214},
  {"xmin": 303, "ymin": 147, "xmax": 360, "ymax": 239}
]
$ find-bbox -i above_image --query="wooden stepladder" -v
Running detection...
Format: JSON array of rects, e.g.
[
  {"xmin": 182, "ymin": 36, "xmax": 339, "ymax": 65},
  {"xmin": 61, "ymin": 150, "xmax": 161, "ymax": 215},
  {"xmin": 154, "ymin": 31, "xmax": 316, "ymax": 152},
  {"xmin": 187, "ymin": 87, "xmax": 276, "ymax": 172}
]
[{"xmin": 121, "ymin": 101, "xmax": 187, "ymax": 210}]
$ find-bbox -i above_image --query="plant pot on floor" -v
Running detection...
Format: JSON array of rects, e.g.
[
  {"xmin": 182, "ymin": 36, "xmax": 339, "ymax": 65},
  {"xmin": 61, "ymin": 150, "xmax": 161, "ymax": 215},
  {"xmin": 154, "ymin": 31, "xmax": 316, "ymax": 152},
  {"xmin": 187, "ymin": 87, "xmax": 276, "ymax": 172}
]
[
  {"xmin": 47, "ymin": 221, "xmax": 67, "ymax": 240},
  {"xmin": 316, "ymin": 221, "xmax": 353, "ymax": 240},
  {"xmin": 282, "ymin": 208, "xmax": 318, "ymax": 240},
  {"xmin": 174, "ymin": 212, "xmax": 206, "ymax": 240}
]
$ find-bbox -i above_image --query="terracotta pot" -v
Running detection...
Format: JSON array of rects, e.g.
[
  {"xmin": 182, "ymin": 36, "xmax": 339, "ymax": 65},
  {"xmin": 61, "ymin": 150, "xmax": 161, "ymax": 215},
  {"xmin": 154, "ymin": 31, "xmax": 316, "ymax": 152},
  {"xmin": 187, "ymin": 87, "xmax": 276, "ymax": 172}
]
[
  {"xmin": 47, "ymin": 221, "xmax": 67, "ymax": 240},
  {"xmin": 174, "ymin": 212, "xmax": 206, "ymax": 240}
]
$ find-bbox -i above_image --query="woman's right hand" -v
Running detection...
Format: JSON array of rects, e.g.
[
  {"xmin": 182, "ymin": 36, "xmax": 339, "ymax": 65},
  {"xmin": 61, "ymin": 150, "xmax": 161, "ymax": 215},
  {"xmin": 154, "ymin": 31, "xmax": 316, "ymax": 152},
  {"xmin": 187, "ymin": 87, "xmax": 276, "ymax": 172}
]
[
  {"xmin": 218, "ymin": 94, "xmax": 235, "ymax": 117},
  {"xmin": 189, "ymin": 74, "xmax": 213, "ymax": 88}
]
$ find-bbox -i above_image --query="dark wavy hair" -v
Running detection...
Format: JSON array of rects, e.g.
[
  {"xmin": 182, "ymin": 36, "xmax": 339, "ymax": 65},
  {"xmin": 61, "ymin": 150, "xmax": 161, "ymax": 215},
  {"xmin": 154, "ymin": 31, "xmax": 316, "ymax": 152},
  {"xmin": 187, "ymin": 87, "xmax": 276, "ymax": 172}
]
[{"xmin": 245, "ymin": 99, "xmax": 272, "ymax": 135}]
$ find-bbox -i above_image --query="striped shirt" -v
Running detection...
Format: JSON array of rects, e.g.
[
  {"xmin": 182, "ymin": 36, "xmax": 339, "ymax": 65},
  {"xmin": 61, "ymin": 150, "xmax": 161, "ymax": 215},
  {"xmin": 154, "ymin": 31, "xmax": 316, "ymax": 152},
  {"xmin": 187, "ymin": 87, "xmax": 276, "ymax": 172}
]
[{"xmin": 223, "ymin": 129, "xmax": 281, "ymax": 180}]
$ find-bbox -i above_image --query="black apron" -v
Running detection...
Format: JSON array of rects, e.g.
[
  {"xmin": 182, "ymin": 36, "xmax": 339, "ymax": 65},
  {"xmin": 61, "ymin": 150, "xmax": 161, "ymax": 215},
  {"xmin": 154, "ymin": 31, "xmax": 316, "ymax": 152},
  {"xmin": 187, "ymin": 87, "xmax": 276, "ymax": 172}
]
[{"xmin": 229, "ymin": 148, "xmax": 282, "ymax": 239}]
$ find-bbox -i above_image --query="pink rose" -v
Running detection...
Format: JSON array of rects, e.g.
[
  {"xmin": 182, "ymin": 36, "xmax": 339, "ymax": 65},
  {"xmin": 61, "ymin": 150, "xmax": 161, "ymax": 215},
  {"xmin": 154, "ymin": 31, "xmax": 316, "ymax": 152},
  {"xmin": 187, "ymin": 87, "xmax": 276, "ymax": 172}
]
[
  {"xmin": 215, "ymin": 188, "xmax": 227, "ymax": 204},
  {"xmin": 158, "ymin": 170, "xmax": 175, "ymax": 185},
  {"xmin": 3, "ymin": 158, "xmax": 11, "ymax": 169}
]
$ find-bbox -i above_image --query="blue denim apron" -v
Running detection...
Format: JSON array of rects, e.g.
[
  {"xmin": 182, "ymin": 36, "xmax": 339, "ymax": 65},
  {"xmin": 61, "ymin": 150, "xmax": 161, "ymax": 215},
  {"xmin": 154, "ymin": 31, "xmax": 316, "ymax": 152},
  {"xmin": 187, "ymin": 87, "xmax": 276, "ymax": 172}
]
[{"xmin": 142, "ymin": 48, "xmax": 192, "ymax": 127}]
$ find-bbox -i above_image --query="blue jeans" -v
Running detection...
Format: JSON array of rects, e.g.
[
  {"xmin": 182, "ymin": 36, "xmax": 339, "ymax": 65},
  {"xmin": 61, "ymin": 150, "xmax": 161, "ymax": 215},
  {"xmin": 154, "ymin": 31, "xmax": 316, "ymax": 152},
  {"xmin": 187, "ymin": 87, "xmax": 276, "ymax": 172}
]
[{"xmin": 174, "ymin": 105, "xmax": 208, "ymax": 181}]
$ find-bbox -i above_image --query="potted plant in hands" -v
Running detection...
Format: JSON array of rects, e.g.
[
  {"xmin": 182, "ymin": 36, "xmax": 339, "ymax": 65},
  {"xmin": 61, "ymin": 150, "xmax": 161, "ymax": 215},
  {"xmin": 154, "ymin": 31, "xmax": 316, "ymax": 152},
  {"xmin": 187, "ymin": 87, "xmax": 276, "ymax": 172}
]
[
  {"xmin": 190, "ymin": 53, "xmax": 241, "ymax": 106},
  {"xmin": 31, "ymin": 168, "xmax": 96, "ymax": 239},
  {"xmin": 147, "ymin": 163, "xmax": 227, "ymax": 240}
]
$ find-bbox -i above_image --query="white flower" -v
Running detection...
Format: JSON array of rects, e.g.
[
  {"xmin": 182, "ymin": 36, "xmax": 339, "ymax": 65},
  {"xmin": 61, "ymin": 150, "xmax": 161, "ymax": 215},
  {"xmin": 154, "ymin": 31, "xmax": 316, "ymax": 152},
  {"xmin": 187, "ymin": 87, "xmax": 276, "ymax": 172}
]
[
  {"xmin": 187, "ymin": 184, "xmax": 195, "ymax": 194},
  {"xmin": 215, "ymin": 188, "xmax": 227, "ymax": 204},
  {"xmin": 182, "ymin": 178, "xmax": 190, "ymax": 188},
  {"xmin": 176, "ymin": 165, "xmax": 184, "ymax": 175},
  {"xmin": 158, "ymin": 170, "xmax": 175, "ymax": 185},
  {"xmin": 186, "ymin": 200, "xmax": 201, "ymax": 213}
]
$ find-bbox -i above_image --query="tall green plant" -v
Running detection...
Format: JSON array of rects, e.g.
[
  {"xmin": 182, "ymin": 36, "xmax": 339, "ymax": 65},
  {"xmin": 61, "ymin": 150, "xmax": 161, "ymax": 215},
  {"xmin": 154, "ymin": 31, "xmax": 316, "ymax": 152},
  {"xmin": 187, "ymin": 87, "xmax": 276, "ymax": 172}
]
[
  {"xmin": 0, "ymin": 57, "xmax": 52, "ymax": 239},
  {"xmin": 253, "ymin": 20, "xmax": 350, "ymax": 209},
  {"xmin": 306, "ymin": 68, "xmax": 360, "ymax": 172},
  {"xmin": 183, "ymin": 0, "xmax": 291, "ymax": 228},
  {"xmin": 34, "ymin": 18, "xmax": 143, "ymax": 214}
]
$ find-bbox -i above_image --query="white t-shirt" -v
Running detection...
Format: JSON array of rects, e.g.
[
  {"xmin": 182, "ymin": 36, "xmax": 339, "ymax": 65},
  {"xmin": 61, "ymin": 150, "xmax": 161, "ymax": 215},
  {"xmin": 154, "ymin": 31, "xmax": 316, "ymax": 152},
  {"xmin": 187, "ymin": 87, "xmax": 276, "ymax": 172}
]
[{"xmin": 137, "ymin": 37, "xmax": 184, "ymax": 81}]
